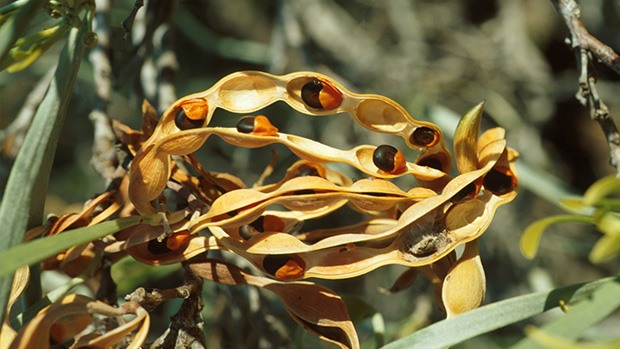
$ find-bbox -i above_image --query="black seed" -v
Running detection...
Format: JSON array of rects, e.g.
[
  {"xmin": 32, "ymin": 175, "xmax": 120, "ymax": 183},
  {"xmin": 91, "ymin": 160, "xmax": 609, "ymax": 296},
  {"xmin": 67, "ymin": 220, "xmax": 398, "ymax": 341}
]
[
  {"xmin": 174, "ymin": 109, "xmax": 203, "ymax": 130},
  {"xmin": 236, "ymin": 116, "xmax": 256, "ymax": 133},
  {"xmin": 411, "ymin": 127, "xmax": 436, "ymax": 146},
  {"xmin": 227, "ymin": 209, "xmax": 238, "ymax": 217},
  {"xmin": 262, "ymin": 255, "xmax": 291, "ymax": 275},
  {"xmin": 417, "ymin": 157, "xmax": 444, "ymax": 171},
  {"xmin": 373, "ymin": 145, "xmax": 397, "ymax": 172},
  {"xmin": 451, "ymin": 182, "xmax": 477, "ymax": 202},
  {"xmin": 147, "ymin": 238, "xmax": 171, "ymax": 255},
  {"xmin": 301, "ymin": 80, "xmax": 324, "ymax": 109},
  {"xmin": 298, "ymin": 166, "xmax": 321, "ymax": 177},
  {"xmin": 483, "ymin": 168, "xmax": 515, "ymax": 195}
]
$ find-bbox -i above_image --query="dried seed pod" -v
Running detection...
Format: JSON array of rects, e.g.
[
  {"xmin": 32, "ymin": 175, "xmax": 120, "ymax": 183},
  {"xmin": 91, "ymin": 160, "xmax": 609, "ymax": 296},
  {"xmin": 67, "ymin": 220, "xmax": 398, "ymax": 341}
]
[
  {"xmin": 235, "ymin": 115, "xmax": 279, "ymax": 136},
  {"xmin": 301, "ymin": 79, "xmax": 343, "ymax": 110},
  {"xmin": 416, "ymin": 156, "xmax": 445, "ymax": 171},
  {"xmin": 146, "ymin": 230, "xmax": 191, "ymax": 255},
  {"xmin": 373, "ymin": 145, "xmax": 407, "ymax": 174},
  {"xmin": 262, "ymin": 254, "xmax": 305, "ymax": 280},
  {"xmin": 174, "ymin": 99, "xmax": 208, "ymax": 130},
  {"xmin": 410, "ymin": 126, "xmax": 438, "ymax": 147},
  {"xmin": 483, "ymin": 166, "xmax": 517, "ymax": 196},
  {"xmin": 239, "ymin": 215, "xmax": 285, "ymax": 239},
  {"xmin": 297, "ymin": 163, "xmax": 325, "ymax": 178}
]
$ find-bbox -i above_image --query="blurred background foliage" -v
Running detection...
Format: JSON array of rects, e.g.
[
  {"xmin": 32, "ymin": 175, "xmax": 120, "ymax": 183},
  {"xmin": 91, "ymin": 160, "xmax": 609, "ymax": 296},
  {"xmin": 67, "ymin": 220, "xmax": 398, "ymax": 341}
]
[{"xmin": 1, "ymin": 0, "xmax": 619, "ymax": 348}]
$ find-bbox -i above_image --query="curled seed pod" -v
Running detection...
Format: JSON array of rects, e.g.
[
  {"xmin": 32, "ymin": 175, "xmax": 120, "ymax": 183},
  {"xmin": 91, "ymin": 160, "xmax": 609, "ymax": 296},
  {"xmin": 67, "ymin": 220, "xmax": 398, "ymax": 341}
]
[
  {"xmin": 297, "ymin": 164, "xmax": 325, "ymax": 178},
  {"xmin": 373, "ymin": 144, "xmax": 407, "ymax": 174},
  {"xmin": 416, "ymin": 156, "xmax": 444, "ymax": 171},
  {"xmin": 240, "ymin": 215, "xmax": 286, "ymax": 240},
  {"xmin": 410, "ymin": 126, "xmax": 438, "ymax": 147},
  {"xmin": 235, "ymin": 115, "xmax": 279, "ymax": 136},
  {"xmin": 483, "ymin": 167, "xmax": 517, "ymax": 196},
  {"xmin": 263, "ymin": 254, "xmax": 305, "ymax": 280},
  {"xmin": 174, "ymin": 99, "xmax": 208, "ymax": 130},
  {"xmin": 301, "ymin": 79, "xmax": 343, "ymax": 110},
  {"xmin": 450, "ymin": 182, "xmax": 480, "ymax": 203},
  {"xmin": 146, "ymin": 231, "xmax": 191, "ymax": 255},
  {"xmin": 175, "ymin": 109, "xmax": 203, "ymax": 130}
]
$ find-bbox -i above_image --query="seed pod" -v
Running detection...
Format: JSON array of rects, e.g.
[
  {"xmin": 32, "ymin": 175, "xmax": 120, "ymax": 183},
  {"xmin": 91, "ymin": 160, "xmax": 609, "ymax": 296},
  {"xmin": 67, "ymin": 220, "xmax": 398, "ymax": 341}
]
[
  {"xmin": 410, "ymin": 126, "xmax": 438, "ymax": 147},
  {"xmin": 146, "ymin": 230, "xmax": 191, "ymax": 255},
  {"xmin": 416, "ymin": 156, "xmax": 444, "ymax": 171},
  {"xmin": 373, "ymin": 144, "xmax": 407, "ymax": 174},
  {"xmin": 263, "ymin": 254, "xmax": 305, "ymax": 280},
  {"xmin": 297, "ymin": 164, "xmax": 325, "ymax": 178},
  {"xmin": 301, "ymin": 79, "xmax": 343, "ymax": 110},
  {"xmin": 483, "ymin": 167, "xmax": 517, "ymax": 196},
  {"xmin": 235, "ymin": 115, "xmax": 279, "ymax": 136},
  {"xmin": 174, "ymin": 99, "xmax": 208, "ymax": 130},
  {"xmin": 239, "ymin": 215, "xmax": 285, "ymax": 240}
]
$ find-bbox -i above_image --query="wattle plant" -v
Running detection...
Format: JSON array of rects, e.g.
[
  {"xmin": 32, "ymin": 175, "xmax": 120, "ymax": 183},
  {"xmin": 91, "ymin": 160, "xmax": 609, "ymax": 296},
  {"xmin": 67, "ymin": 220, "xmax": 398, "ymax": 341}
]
[{"xmin": 3, "ymin": 71, "xmax": 518, "ymax": 348}]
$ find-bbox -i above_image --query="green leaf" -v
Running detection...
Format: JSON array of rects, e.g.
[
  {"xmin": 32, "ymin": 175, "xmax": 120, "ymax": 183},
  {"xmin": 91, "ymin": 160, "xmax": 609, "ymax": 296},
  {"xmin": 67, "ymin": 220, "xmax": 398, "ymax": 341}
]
[
  {"xmin": 0, "ymin": 0, "xmax": 46, "ymax": 67},
  {"xmin": 381, "ymin": 277, "xmax": 618, "ymax": 349},
  {"xmin": 583, "ymin": 175, "xmax": 620, "ymax": 207},
  {"xmin": 520, "ymin": 215, "xmax": 594, "ymax": 259},
  {"xmin": 525, "ymin": 326, "xmax": 620, "ymax": 349},
  {"xmin": 513, "ymin": 278, "xmax": 620, "ymax": 349},
  {"xmin": 0, "ymin": 16, "xmax": 88, "ymax": 322},
  {"xmin": 0, "ymin": 216, "xmax": 145, "ymax": 280}
]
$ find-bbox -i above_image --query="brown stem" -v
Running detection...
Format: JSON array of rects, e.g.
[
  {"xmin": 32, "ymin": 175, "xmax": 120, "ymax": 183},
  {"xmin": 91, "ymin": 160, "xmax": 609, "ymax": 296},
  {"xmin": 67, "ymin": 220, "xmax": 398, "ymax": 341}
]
[{"xmin": 551, "ymin": 0, "xmax": 620, "ymax": 173}]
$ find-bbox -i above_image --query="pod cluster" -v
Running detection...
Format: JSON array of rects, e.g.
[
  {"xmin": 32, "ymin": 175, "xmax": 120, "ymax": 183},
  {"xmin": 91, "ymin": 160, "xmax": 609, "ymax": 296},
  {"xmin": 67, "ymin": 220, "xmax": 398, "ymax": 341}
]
[{"xmin": 28, "ymin": 71, "xmax": 519, "ymax": 349}]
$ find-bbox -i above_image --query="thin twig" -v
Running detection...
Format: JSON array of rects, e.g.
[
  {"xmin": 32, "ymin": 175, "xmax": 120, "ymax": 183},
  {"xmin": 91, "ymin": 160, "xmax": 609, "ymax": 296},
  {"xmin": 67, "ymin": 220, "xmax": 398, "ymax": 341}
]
[
  {"xmin": 146, "ymin": 267, "xmax": 206, "ymax": 349},
  {"xmin": 551, "ymin": 0, "xmax": 620, "ymax": 174},
  {"xmin": 121, "ymin": 0, "xmax": 144, "ymax": 42}
]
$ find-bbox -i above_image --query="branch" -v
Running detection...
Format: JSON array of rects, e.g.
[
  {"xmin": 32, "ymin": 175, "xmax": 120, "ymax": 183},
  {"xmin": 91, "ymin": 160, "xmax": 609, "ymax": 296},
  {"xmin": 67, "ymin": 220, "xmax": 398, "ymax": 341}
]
[{"xmin": 551, "ymin": 0, "xmax": 620, "ymax": 174}]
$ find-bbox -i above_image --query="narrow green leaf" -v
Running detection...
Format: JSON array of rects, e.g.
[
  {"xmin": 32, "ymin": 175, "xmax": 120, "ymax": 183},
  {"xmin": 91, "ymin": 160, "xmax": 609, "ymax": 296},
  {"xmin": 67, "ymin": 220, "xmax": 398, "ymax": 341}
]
[
  {"xmin": 0, "ymin": 216, "xmax": 145, "ymax": 280},
  {"xmin": 0, "ymin": 16, "xmax": 89, "ymax": 323},
  {"xmin": 525, "ymin": 326, "xmax": 620, "ymax": 349},
  {"xmin": 513, "ymin": 278, "xmax": 620, "ymax": 349},
  {"xmin": 381, "ymin": 277, "xmax": 618, "ymax": 349},
  {"xmin": 0, "ymin": 0, "xmax": 46, "ymax": 66},
  {"xmin": 520, "ymin": 215, "xmax": 593, "ymax": 259},
  {"xmin": 583, "ymin": 175, "xmax": 620, "ymax": 207}
]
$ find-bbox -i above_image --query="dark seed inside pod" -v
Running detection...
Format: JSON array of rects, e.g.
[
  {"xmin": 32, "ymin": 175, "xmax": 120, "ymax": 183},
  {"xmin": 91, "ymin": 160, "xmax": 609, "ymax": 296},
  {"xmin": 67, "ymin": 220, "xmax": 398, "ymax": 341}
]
[
  {"xmin": 249, "ymin": 215, "xmax": 266, "ymax": 232},
  {"xmin": 417, "ymin": 157, "xmax": 444, "ymax": 171},
  {"xmin": 147, "ymin": 238, "xmax": 171, "ymax": 255},
  {"xmin": 301, "ymin": 80, "xmax": 324, "ymax": 109},
  {"xmin": 236, "ymin": 116, "xmax": 256, "ymax": 133},
  {"xmin": 483, "ymin": 168, "xmax": 515, "ymax": 195},
  {"xmin": 175, "ymin": 109, "xmax": 204, "ymax": 130},
  {"xmin": 262, "ymin": 255, "xmax": 291, "ymax": 275},
  {"xmin": 373, "ymin": 144, "xmax": 398, "ymax": 172},
  {"xmin": 411, "ymin": 127, "xmax": 437, "ymax": 146}
]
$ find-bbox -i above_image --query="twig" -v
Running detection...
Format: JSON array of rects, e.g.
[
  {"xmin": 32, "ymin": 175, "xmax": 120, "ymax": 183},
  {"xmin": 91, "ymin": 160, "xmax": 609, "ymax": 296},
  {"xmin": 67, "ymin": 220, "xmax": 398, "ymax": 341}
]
[
  {"xmin": 121, "ymin": 0, "xmax": 144, "ymax": 42},
  {"xmin": 551, "ymin": 0, "xmax": 620, "ymax": 174},
  {"xmin": 146, "ymin": 267, "xmax": 206, "ymax": 349}
]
